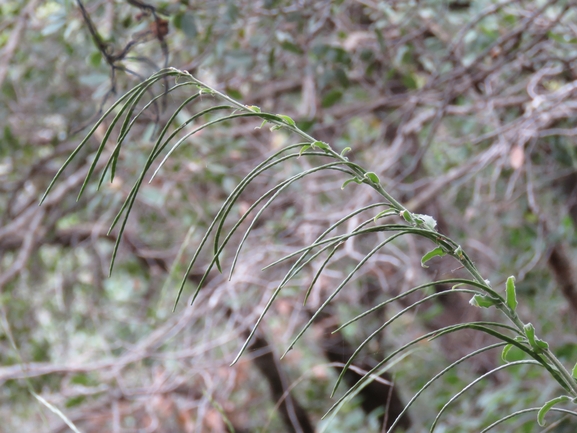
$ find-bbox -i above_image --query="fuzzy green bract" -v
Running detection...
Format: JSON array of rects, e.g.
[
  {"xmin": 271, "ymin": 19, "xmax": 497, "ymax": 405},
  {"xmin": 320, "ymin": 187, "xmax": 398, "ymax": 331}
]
[{"xmin": 506, "ymin": 276, "xmax": 518, "ymax": 312}]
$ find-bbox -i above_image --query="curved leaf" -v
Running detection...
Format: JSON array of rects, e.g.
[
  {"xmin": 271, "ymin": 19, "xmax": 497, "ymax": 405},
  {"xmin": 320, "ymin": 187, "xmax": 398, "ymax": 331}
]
[
  {"xmin": 537, "ymin": 395, "xmax": 572, "ymax": 426},
  {"xmin": 430, "ymin": 360, "xmax": 541, "ymax": 432},
  {"xmin": 481, "ymin": 407, "xmax": 577, "ymax": 432},
  {"xmin": 421, "ymin": 246, "xmax": 446, "ymax": 268}
]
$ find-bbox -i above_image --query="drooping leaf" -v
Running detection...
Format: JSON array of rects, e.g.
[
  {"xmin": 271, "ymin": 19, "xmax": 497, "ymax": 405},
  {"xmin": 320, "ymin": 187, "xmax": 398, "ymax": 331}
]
[
  {"xmin": 501, "ymin": 344, "xmax": 513, "ymax": 362},
  {"xmin": 341, "ymin": 177, "xmax": 361, "ymax": 189},
  {"xmin": 299, "ymin": 144, "xmax": 311, "ymax": 157},
  {"xmin": 373, "ymin": 209, "xmax": 395, "ymax": 223},
  {"xmin": 340, "ymin": 147, "xmax": 352, "ymax": 156}
]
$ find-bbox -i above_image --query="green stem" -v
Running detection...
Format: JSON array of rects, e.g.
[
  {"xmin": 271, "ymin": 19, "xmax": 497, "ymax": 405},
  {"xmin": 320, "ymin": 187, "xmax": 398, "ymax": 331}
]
[
  {"xmin": 545, "ymin": 349, "xmax": 577, "ymax": 396},
  {"xmin": 178, "ymin": 67, "xmax": 577, "ymax": 399}
]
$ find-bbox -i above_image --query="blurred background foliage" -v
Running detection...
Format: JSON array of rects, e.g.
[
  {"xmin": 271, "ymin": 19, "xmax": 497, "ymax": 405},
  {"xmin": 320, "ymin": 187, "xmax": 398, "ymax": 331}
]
[{"xmin": 2, "ymin": 0, "xmax": 577, "ymax": 431}]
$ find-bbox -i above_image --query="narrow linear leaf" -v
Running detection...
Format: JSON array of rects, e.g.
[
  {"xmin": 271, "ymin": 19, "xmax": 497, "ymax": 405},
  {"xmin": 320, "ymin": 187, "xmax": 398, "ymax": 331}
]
[
  {"xmin": 84, "ymin": 71, "xmax": 184, "ymax": 198},
  {"xmin": 212, "ymin": 145, "xmax": 312, "ymax": 273},
  {"xmin": 336, "ymin": 279, "xmax": 488, "ymax": 333},
  {"xmin": 111, "ymin": 82, "xmax": 193, "ymax": 165},
  {"xmin": 481, "ymin": 407, "xmax": 577, "ymax": 433},
  {"xmin": 430, "ymin": 360, "xmax": 541, "ymax": 432},
  {"xmin": 101, "ymin": 82, "xmax": 191, "ymax": 188},
  {"xmin": 272, "ymin": 204, "xmax": 388, "ymax": 292},
  {"xmin": 262, "ymin": 205, "xmax": 380, "ymax": 283},
  {"xmin": 229, "ymin": 170, "xmax": 361, "ymax": 365},
  {"xmin": 228, "ymin": 163, "xmax": 349, "ymax": 278},
  {"xmin": 176, "ymin": 145, "xmax": 310, "ymax": 309},
  {"xmin": 285, "ymin": 232, "xmax": 410, "ymax": 361},
  {"xmin": 151, "ymin": 112, "xmax": 269, "ymax": 181},
  {"xmin": 387, "ymin": 342, "xmax": 506, "ymax": 433},
  {"xmin": 108, "ymin": 105, "xmax": 233, "ymax": 275},
  {"xmin": 262, "ymin": 225, "xmax": 385, "ymax": 272},
  {"xmin": 433, "ymin": 323, "xmax": 569, "ymax": 391},
  {"xmin": 331, "ymin": 288, "xmax": 481, "ymax": 397},
  {"xmin": 40, "ymin": 69, "xmax": 179, "ymax": 204},
  {"xmin": 373, "ymin": 209, "xmax": 396, "ymax": 223},
  {"xmin": 303, "ymin": 243, "xmax": 341, "ymax": 305},
  {"xmin": 326, "ymin": 322, "xmax": 523, "ymax": 418}
]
